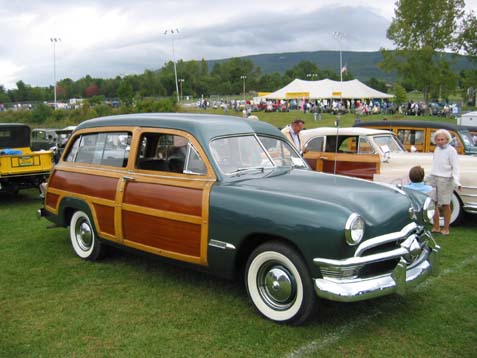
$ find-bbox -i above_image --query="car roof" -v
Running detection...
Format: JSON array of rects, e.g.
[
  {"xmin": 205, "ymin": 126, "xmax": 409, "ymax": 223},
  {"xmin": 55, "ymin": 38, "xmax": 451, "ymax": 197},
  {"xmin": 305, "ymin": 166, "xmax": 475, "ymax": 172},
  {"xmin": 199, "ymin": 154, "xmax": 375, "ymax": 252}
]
[
  {"xmin": 301, "ymin": 126, "xmax": 392, "ymax": 141},
  {"xmin": 75, "ymin": 113, "xmax": 281, "ymax": 143},
  {"xmin": 353, "ymin": 120, "xmax": 468, "ymax": 131}
]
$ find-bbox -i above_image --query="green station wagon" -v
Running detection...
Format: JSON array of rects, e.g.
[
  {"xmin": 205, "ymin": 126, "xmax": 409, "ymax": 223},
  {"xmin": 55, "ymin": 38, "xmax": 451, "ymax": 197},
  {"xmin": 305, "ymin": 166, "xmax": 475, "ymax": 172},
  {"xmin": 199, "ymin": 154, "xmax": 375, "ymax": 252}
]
[{"xmin": 38, "ymin": 113, "xmax": 439, "ymax": 325}]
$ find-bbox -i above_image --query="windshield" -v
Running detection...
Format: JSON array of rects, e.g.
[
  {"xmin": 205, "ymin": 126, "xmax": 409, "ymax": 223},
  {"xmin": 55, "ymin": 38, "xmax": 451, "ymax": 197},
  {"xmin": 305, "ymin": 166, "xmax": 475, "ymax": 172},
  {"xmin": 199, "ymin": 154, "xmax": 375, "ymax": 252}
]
[
  {"xmin": 210, "ymin": 135, "xmax": 307, "ymax": 175},
  {"xmin": 373, "ymin": 134, "xmax": 405, "ymax": 154},
  {"xmin": 458, "ymin": 130, "xmax": 476, "ymax": 148}
]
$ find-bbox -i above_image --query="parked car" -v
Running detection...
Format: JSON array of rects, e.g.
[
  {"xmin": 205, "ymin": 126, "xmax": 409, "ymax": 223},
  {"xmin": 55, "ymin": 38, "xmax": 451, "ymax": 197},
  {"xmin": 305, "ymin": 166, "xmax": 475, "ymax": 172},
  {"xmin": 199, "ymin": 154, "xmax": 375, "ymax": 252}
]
[
  {"xmin": 31, "ymin": 128, "xmax": 58, "ymax": 151},
  {"xmin": 0, "ymin": 123, "xmax": 54, "ymax": 194},
  {"xmin": 301, "ymin": 126, "xmax": 477, "ymax": 225},
  {"xmin": 353, "ymin": 120, "xmax": 477, "ymax": 155},
  {"xmin": 38, "ymin": 113, "xmax": 438, "ymax": 325},
  {"xmin": 49, "ymin": 126, "xmax": 76, "ymax": 163}
]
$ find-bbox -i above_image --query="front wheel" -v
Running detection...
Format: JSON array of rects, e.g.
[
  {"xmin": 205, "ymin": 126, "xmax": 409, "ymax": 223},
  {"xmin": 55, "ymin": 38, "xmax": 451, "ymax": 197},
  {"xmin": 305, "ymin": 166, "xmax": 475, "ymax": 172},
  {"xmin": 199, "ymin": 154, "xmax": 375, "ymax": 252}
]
[
  {"xmin": 69, "ymin": 210, "xmax": 103, "ymax": 260},
  {"xmin": 245, "ymin": 242, "xmax": 317, "ymax": 325}
]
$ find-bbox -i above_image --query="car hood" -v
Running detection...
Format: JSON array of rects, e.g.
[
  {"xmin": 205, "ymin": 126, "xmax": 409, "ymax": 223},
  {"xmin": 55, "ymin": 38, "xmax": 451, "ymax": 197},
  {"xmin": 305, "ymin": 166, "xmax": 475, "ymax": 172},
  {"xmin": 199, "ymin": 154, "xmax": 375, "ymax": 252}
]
[{"xmin": 227, "ymin": 168, "xmax": 413, "ymax": 228}]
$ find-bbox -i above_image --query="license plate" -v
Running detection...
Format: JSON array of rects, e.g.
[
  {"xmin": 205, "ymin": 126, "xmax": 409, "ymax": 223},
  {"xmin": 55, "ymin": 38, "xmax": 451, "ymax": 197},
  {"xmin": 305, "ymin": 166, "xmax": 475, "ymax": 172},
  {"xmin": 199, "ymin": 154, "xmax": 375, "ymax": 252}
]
[{"xmin": 19, "ymin": 156, "xmax": 34, "ymax": 166}]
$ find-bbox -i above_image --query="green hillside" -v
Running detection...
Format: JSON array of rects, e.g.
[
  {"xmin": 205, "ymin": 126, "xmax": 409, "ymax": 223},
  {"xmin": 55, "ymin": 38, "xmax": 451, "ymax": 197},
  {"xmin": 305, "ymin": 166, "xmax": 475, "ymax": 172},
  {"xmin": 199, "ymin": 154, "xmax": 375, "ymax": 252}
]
[{"xmin": 207, "ymin": 51, "xmax": 475, "ymax": 82}]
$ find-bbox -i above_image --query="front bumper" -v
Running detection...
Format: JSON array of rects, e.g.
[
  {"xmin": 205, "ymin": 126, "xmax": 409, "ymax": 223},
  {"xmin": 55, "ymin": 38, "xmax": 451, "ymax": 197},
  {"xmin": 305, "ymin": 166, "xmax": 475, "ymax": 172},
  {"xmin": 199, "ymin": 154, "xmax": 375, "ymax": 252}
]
[{"xmin": 313, "ymin": 223, "xmax": 440, "ymax": 302}]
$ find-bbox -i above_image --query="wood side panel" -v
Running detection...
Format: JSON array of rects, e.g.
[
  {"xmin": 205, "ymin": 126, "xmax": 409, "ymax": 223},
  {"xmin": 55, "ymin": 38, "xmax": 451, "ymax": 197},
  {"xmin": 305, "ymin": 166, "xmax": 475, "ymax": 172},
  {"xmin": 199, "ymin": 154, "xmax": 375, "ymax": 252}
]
[
  {"xmin": 122, "ymin": 211, "xmax": 201, "ymax": 257},
  {"xmin": 123, "ymin": 182, "xmax": 202, "ymax": 216},
  {"xmin": 49, "ymin": 170, "xmax": 117, "ymax": 200},
  {"xmin": 93, "ymin": 203, "xmax": 115, "ymax": 236},
  {"xmin": 322, "ymin": 160, "xmax": 377, "ymax": 180},
  {"xmin": 46, "ymin": 192, "xmax": 59, "ymax": 208}
]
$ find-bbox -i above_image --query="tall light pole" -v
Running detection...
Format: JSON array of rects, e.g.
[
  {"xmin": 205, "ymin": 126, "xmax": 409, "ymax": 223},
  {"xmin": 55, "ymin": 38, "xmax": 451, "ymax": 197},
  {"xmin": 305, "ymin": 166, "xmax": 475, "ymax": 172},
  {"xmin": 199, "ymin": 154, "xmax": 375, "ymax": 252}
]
[
  {"xmin": 50, "ymin": 37, "xmax": 61, "ymax": 109},
  {"xmin": 240, "ymin": 75, "xmax": 247, "ymax": 102},
  {"xmin": 164, "ymin": 29, "xmax": 180, "ymax": 103},
  {"xmin": 178, "ymin": 78, "xmax": 185, "ymax": 102},
  {"xmin": 332, "ymin": 31, "xmax": 345, "ymax": 82}
]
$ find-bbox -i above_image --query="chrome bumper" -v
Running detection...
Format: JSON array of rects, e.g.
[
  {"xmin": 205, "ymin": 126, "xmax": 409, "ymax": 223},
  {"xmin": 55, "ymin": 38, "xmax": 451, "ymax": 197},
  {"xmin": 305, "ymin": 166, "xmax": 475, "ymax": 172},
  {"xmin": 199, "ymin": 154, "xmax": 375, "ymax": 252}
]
[{"xmin": 313, "ymin": 224, "xmax": 440, "ymax": 302}]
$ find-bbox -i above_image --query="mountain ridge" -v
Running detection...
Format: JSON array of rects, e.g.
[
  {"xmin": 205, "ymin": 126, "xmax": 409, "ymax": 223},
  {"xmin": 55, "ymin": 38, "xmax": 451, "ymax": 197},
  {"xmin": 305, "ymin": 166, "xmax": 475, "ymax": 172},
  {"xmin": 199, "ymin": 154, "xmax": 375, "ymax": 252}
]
[{"xmin": 207, "ymin": 50, "xmax": 475, "ymax": 82}]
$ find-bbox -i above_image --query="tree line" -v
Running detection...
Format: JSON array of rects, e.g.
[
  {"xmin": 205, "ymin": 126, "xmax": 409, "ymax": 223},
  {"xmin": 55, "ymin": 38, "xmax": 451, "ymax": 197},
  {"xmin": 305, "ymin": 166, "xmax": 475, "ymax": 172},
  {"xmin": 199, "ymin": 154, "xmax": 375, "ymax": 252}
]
[{"xmin": 0, "ymin": 0, "xmax": 476, "ymax": 107}]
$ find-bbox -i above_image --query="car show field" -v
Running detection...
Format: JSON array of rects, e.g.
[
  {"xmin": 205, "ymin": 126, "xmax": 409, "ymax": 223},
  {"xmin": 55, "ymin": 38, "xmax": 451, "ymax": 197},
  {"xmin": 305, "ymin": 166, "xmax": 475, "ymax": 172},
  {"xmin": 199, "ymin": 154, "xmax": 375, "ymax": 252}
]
[
  {"xmin": 1, "ymin": 189, "xmax": 476, "ymax": 356},
  {"xmin": 1, "ymin": 108, "xmax": 476, "ymax": 355}
]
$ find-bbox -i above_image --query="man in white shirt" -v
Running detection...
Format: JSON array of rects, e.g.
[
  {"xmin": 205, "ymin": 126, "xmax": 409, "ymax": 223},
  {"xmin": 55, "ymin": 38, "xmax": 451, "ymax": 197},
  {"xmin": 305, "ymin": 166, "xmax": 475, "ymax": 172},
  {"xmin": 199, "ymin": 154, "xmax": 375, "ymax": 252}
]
[{"xmin": 281, "ymin": 119, "xmax": 305, "ymax": 153}]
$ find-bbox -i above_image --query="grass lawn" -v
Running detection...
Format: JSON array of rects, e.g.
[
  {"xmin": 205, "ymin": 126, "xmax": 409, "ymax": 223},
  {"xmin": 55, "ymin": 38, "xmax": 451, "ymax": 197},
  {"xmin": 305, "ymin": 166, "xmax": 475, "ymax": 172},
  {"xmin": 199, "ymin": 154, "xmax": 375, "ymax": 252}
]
[{"xmin": 1, "ymin": 189, "xmax": 476, "ymax": 357}]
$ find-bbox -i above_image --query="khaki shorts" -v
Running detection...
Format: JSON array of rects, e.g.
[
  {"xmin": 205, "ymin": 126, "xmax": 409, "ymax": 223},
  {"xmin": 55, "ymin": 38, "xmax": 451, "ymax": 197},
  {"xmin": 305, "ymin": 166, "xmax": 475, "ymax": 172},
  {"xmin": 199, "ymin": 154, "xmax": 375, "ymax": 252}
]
[{"xmin": 426, "ymin": 175, "xmax": 454, "ymax": 205}]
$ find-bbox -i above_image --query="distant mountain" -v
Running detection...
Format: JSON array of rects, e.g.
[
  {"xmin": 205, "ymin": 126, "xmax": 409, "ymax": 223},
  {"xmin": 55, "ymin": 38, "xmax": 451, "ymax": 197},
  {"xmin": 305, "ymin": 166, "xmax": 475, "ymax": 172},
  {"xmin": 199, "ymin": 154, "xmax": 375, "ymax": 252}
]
[{"xmin": 207, "ymin": 51, "xmax": 475, "ymax": 82}]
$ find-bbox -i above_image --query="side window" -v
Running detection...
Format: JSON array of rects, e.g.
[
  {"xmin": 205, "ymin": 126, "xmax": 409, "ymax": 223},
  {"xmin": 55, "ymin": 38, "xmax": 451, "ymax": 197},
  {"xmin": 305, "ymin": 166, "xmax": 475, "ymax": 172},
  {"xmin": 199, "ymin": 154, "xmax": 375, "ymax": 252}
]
[
  {"xmin": 136, "ymin": 132, "xmax": 205, "ymax": 174},
  {"xmin": 358, "ymin": 137, "xmax": 374, "ymax": 154},
  {"xmin": 306, "ymin": 137, "xmax": 324, "ymax": 152},
  {"xmin": 64, "ymin": 132, "xmax": 131, "ymax": 167}
]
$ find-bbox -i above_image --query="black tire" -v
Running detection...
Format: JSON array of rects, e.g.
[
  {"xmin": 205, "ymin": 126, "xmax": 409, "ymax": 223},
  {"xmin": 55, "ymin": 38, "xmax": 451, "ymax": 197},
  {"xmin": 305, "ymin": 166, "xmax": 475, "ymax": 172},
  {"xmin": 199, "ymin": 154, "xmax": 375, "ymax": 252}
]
[
  {"xmin": 69, "ymin": 210, "xmax": 103, "ymax": 260},
  {"xmin": 245, "ymin": 242, "xmax": 317, "ymax": 325}
]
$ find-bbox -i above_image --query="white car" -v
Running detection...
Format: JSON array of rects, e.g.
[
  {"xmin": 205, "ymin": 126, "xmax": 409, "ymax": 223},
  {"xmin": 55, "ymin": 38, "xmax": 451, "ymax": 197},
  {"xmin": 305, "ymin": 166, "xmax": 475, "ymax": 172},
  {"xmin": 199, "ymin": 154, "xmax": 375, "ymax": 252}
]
[{"xmin": 301, "ymin": 127, "xmax": 477, "ymax": 224}]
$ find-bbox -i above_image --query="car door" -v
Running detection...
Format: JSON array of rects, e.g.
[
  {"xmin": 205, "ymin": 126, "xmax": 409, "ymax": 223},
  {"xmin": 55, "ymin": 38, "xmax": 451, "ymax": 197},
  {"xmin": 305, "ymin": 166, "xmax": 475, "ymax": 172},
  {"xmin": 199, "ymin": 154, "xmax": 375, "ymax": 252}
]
[
  {"xmin": 117, "ymin": 128, "xmax": 216, "ymax": 266},
  {"xmin": 304, "ymin": 135, "xmax": 380, "ymax": 180}
]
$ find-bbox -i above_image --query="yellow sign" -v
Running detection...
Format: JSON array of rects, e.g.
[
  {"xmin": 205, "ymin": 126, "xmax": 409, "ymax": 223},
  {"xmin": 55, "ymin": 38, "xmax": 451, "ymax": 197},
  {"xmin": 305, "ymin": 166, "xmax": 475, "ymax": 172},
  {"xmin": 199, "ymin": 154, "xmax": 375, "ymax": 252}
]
[
  {"xmin": 258, "ymin": 92, "xmax": 272, "ymax": 97},
  {"xmin": 332, "ymin": 91, "xmax": 342, "ymax": 97},
  {"xmin": 285, "ymin": 92, "xmax": 310, "ymax": 99}
]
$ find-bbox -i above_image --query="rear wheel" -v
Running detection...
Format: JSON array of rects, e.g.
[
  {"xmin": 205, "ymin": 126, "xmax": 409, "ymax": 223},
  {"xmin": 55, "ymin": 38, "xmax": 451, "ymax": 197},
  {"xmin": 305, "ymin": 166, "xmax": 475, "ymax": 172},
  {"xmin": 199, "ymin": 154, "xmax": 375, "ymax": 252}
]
[
  {"xmin": 69, "ymin": 210, "xmax": 103, "ymax": 260},
  {"xmin": 435, "ymin": 192, "xmax": 462, "ymax": 226},
  {"xmin": 245, "ymin": 242, "xmax": 317, "ymax": 325}
]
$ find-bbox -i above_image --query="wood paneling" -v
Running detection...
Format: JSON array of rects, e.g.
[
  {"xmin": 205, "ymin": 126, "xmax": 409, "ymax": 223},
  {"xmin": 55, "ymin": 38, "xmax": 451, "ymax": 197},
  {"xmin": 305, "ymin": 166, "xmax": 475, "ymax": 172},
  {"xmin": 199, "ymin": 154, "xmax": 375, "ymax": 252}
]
[
  {"xmin": 46, "ymin": 192, "xmax": 59, "ymax": 208},
  {"xmin": 123, "ymin": 182, "xmax": 202, "ymax": 216},
  {"xmin": 122, "ymin": 211, "xmax": 201, "ymax": 257},
  {"xmin": 93, "ymin": 203, "xmax": 115, "ymax": 236},
  {"xmin": 49, "ymin": 170, "xmax": 117, "ymax": 200}
]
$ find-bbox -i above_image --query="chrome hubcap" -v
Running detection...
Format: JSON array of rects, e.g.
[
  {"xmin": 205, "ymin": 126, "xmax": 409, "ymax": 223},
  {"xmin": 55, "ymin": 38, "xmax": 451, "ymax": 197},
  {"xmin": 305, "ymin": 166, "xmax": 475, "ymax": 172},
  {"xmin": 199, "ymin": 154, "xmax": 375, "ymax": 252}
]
[
  {"xmin": 76, "ymin": 220, "xmax": 93, "ymax": 251},
  {"xmin": 259, "ymin": 264, "xmax": 296, "ymax": 310}
]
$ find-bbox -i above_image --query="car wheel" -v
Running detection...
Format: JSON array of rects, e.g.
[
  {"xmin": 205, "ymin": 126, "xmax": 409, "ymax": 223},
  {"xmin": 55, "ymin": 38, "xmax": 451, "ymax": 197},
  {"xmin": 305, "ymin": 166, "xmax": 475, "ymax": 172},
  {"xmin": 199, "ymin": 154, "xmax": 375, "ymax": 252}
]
[
  {"xmin": 245, "ymin": 242, "xmax": 317, "ymax": 325},
  {"xmin": 69, "ymin": 210, "xmax": 103, "ymax": 260},
  {"xmin": 434, "ymin": 192, "xmax": 462, "ymax": 226},
  {"xmin": 448, "ymin": 192, "xmax": 462, "ymax": 225}
]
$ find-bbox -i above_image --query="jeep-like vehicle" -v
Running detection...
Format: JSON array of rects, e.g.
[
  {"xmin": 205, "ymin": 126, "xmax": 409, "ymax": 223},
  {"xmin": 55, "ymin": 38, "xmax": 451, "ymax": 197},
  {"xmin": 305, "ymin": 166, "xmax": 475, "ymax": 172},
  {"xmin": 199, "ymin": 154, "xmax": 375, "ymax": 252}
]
[{"xmin": 0, "ymin": 124, "xmax": 54, "ymax": 194}]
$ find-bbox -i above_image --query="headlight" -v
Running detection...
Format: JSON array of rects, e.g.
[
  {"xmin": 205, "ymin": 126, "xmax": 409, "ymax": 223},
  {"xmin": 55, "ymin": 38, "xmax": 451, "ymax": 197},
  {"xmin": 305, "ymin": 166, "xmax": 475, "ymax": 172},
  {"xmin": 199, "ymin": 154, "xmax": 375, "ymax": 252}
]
[
  {"xmin": 423, "ymin": 197, "xmax": 435, "ymax": 224},
  {"xmin": 344, "ymin": 213, "xmax": 365, "ymax": 246}
]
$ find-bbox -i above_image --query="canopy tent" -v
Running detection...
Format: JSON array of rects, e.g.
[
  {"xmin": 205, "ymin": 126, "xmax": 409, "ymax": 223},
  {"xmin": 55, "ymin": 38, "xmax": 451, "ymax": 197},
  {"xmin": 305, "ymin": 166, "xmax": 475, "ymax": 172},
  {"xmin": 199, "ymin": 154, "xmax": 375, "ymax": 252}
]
[{"xmin": 260, "ymin": 78, "xmax": 393, "ymax": 100}]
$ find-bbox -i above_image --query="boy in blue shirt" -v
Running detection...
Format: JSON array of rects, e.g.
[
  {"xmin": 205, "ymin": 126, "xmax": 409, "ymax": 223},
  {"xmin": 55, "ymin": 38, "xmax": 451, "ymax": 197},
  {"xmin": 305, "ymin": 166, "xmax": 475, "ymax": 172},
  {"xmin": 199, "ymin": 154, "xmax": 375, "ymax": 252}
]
[{"xmin": 405, "ymin": 165, "xmax": 433, "ymax": 194}]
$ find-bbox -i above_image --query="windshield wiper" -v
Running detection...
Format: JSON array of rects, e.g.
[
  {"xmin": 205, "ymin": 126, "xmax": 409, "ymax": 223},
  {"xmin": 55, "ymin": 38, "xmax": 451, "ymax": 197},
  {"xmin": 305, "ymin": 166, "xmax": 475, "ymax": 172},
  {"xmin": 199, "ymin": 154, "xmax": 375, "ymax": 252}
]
[{"xmin": 229, "ymin": 166, "xmax": 267, "ymax": 177}]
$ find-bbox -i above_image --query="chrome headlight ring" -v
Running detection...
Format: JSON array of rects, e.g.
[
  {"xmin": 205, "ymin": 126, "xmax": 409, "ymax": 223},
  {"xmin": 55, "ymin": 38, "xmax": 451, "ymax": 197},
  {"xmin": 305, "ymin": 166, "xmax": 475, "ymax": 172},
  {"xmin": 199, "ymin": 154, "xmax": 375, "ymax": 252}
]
[
  {"xmin": 344, "ymin": 213, "xmax": 365, "ymax": 246},
  {"xmin": 423, "ymin": 196, "xmax": 435, "ymax": 224}
]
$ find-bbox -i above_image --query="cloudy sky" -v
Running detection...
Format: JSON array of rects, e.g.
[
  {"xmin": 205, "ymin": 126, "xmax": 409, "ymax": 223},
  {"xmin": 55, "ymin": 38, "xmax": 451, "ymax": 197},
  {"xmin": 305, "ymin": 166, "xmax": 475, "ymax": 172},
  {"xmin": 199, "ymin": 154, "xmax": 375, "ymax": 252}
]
[{"xmin": 1, "ymin": 0, "xmax": 475, "ymax": 89}]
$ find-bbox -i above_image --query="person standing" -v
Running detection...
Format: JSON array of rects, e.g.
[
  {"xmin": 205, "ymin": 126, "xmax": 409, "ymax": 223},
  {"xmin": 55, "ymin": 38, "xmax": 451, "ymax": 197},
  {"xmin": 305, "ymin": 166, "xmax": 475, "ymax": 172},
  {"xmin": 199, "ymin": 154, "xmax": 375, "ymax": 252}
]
[
  {"xmin": 405, "ymin": 165, "xmax": 433, "ymax": 194},
  {"xmin": 281, "ymin": 119, "xmax": 305, "ymax": 153},
  {"xmin": 427, "ymin": 129, "xmax": 461, "ymax": 235}
]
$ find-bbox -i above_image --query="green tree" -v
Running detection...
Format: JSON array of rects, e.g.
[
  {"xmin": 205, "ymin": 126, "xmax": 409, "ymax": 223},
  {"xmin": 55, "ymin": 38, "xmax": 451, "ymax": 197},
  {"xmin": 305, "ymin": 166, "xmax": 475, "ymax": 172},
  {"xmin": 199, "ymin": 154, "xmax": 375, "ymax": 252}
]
[
  {"xmin": 117, "ymin": 79, "xmax": 134, "ymax": 106},
  {"xmin": 392, "ymin": 83, "xmax": 407, "ymax": 105},
  {"xmin": 457, "ymin": 11, "xmax": 477, "ymax": 59},
  {"xmin": 381, "ymin": 0, "xmax": 466, "ymax": 103}
]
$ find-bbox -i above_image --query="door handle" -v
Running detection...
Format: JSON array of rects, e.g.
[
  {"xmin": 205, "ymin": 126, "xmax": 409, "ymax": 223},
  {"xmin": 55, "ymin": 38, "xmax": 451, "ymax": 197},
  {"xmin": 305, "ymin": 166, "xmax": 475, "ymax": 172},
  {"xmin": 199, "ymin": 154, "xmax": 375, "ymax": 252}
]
[{"xmin": 122, "ymin": 176, "xmax": 135, "ymax": 182}]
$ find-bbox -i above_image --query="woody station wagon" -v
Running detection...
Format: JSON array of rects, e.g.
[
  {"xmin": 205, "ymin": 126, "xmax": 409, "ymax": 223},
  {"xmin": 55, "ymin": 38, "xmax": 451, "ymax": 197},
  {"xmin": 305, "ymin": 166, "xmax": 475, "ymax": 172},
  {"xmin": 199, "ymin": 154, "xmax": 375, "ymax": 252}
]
[{"xmin": 38, "ymin": 113, "xmax": 439, "ymax": 325}]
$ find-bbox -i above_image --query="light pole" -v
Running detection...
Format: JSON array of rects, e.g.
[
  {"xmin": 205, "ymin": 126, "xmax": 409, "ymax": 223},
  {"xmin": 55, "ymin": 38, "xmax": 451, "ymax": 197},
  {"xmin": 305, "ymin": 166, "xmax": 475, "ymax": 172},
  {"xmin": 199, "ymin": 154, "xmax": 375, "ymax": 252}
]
[
  {"xmin": 50, "ymin": 37, "xmax": 61, "ymax": 109},
  {"xmin": 332, "ymin": 31, "xmax": 345, "ymax": 82},
  {"xmin": 306, "ymin": 73, "xmax": 318, "ymax": 80},
  {"xmin": 164, "ymin": 29, "xmax": 180, "ymax": 103},
  {"xmin": 240, "ymin": 75, "xmax": 247, "ymax": 102},
  {"xmin": 178, "ymin": 78, "xmax": 185, "ymax": 102}
]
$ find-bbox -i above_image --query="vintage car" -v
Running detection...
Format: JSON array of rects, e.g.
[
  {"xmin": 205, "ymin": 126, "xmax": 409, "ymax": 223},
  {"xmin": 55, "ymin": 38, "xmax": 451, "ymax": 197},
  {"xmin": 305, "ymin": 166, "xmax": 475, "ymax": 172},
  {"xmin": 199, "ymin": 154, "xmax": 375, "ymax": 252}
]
[
  {"xmin": 353, "ymin": 120, "xmax": 477, "ymax": 155},
  {"xmin": 31, "ymin": 128, "xmax": 59, "ymax": 151},
  {"xmin": 38, "ymin": 113, "xmax": 438, "ymax": 325},
  {"xmin": 49, "ymin": 126, "xmax": 77, "ymax": 163},
  {"xmin": 0, "ymin": 123, "xmax": 54, "ymax": 194},
  {"xmin": 301, "ymin": 127, "xmax": 477, "ymax": 225}
]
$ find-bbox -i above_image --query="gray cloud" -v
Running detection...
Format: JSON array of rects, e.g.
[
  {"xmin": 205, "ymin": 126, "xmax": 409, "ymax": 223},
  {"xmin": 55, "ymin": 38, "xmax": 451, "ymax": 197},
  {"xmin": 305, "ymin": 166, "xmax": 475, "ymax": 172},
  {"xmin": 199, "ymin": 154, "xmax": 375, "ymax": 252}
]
[{"xmin": 1, "ymin": 0, "xmax": 474, "ymax": 89}]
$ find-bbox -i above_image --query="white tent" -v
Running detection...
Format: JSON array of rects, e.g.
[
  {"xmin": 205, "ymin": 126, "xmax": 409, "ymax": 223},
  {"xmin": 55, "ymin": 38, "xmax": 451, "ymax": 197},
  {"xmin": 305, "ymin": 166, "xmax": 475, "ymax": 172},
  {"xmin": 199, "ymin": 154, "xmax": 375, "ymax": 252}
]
[{"xmin": 261, "ymin": 78, "xmax": 393, "ymax": 100}]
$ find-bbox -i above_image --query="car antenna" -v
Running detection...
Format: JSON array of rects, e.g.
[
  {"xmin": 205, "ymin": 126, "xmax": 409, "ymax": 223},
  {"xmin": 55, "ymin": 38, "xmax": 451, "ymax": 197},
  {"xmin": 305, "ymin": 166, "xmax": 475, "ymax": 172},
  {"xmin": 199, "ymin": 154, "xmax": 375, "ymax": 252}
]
[{"xmin": 333, "ymin": 115, "xmax": 340, "ymax": 176}]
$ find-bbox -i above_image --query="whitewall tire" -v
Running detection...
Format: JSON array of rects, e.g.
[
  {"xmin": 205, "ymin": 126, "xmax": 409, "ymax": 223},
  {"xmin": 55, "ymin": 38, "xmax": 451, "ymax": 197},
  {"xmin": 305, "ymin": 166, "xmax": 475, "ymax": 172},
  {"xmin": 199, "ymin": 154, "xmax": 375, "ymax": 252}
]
[
  {"xmin": 245, "ymin": 242, "xmax": 316, "ymax": 325},
  {"xmin": 69, "ymin": 210, "xmax": 103, "ymax": 260}
]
